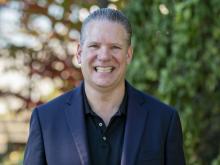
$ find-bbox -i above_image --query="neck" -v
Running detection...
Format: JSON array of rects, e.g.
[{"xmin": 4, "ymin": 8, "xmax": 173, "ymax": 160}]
[{"xmin": 84, "ymin": 82, "xmax": 125, "ymax": 126}]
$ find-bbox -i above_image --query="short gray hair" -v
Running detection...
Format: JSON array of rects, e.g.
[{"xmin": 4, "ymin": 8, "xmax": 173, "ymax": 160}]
[{"xmin": 80, "ymin": 8, "xmax": 132, "ymax": 45}]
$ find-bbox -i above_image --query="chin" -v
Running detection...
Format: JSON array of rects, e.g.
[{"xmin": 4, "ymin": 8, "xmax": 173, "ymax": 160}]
[
  {"xmin": 93, "ymin": 80, "xmax": 115, "ymax": 88},
  {"xmin": 95, "ymin": 82, "xmax": 112, "ymax": 87}
]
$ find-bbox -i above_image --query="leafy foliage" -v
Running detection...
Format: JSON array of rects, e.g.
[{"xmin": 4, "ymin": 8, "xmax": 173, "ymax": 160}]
[
  {"xmin": 124, "ymin": 0, "xmax": 220, "ymax": 164},
  {"xmin": 1, "ymin": 0, "xmax": 220, "ymax": 164},
  {"xmin": 0, "ymin": 0, "xmax": 123, "ymax": 163}
]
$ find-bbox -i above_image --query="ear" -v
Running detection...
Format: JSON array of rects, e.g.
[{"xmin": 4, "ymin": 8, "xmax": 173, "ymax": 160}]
[
  {"xmin": 76, "ymin": 44, "xmax": 82, "ymax": 64},
  {"xmin": 126, "ymin": 46, "xmax": 133, "ymax": 64}
]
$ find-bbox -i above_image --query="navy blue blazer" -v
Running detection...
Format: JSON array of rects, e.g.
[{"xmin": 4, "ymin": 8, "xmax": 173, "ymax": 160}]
[{"xmin": 24, "ymin": 82, "xmax": 185, "ymax": 165}]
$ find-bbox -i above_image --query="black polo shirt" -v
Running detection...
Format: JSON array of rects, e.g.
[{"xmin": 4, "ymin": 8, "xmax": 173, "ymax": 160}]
[{"xmin": 83, "ymin": 86, "xmax": 128, "ymax": 165}]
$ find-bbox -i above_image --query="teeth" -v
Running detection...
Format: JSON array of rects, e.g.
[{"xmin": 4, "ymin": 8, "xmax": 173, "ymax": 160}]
[{"xmin": 96, "ymin": 67, "xmax": 113, "ymax": 73}]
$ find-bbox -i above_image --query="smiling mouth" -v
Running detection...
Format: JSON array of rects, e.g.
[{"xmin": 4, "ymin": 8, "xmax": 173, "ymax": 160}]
[{"xmin": 95, "ymin": 66, "xmax": 114, "ymax": 73}]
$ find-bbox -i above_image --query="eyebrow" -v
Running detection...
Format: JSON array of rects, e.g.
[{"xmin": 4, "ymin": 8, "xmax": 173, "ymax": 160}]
[
  {"xmin": 87, "ymin": 41, "xmax": 123, "ymax": 47},
  {"xmin": 87, "ymin": 41, "xmax": 99, "ymax": 45}
]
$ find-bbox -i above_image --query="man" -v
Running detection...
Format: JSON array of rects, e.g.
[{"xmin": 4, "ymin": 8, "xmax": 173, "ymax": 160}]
[{"xmin": 24, "ymin": 8, "xmax": 185, "ymax": 165}]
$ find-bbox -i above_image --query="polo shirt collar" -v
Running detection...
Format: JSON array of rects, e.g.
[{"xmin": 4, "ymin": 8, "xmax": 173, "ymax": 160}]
[{"xmin": 82, "ymin": 83, "xmax": 128, "ymax": 116}]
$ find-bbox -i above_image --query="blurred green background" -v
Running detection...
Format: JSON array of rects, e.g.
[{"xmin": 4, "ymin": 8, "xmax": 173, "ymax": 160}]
[{"xmin": 0, "ymin": 0, "xmax": 219, "ymax": 164}]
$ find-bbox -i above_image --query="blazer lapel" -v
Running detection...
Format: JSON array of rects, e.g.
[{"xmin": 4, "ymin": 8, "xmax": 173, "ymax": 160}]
[
  {"xmin": 121, "ymin": 84, "xmax": 149, "ymax": 165},
  {"xmin": 64, "ymin": 83, "xmax": 90, "ymax": 165}
]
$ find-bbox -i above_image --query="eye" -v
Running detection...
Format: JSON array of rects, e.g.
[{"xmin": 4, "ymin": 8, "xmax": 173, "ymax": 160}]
[
  {"xmin": 111, "ymin": 45, "xmax": 121, "ymax": 49},
  {"xmin": 88, "ymin": 44, "xmax": 99, "ymax": 48}
]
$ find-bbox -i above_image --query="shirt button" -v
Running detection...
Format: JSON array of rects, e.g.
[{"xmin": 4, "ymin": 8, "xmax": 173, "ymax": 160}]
[
  {"xmin": 102, "ymin": 136, "xmax": 107, "ymax": 141},
  {"xmin": 99, "ymin": 122, "xmax": 103, "ymax": 127}
]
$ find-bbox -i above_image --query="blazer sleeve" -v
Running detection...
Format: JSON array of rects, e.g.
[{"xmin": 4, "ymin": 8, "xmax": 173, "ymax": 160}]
[
  {"xmin": 23, "ymin": 108, "xmax": 47, "ymax": 165},
  {"xmin": 165, "ymin": 110, "xmax": 186, "ymax": 165}
]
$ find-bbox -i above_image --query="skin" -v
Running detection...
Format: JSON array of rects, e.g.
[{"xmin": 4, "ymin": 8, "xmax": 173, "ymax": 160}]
[{"xmin": 77, "ymin": 20, "xmax": 133, "ymax": 125}]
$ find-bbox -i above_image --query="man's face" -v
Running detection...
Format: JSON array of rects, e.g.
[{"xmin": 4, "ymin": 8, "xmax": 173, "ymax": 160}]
[{"xmin": 77, "ymin": 20, "xmax": 133, "ymax": 90}]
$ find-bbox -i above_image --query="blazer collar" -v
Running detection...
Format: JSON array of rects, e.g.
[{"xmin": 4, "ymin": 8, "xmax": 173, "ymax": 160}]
[
  {"xmin": 121, "ymin": 82, "xmax": 150, "ymax": 165},
  {"xmin": 65, "ymin": 82, "xmax": 91, "ymax": 165},
  {"xmin": 65, "ymin": 81, "xmax": 149, "ymax": 165}
]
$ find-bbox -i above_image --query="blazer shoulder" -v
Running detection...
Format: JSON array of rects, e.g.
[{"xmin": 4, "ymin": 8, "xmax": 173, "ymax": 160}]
[
  {"xmin": 130, "ymin": 85, "xmax": 176, "ymax": 115},
  {"xmin": 133, "ymin": 89, "xmax": 180, "ymax": 127},
  {"xmin": 36, "ymin": 85, "xmax": 81, "ymax": 114}
]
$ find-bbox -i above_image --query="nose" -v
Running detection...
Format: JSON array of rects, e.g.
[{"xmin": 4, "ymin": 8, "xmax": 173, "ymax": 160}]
[{"xmin": 97, "ymin": 47, "xmax": 111, "ymax": 61}]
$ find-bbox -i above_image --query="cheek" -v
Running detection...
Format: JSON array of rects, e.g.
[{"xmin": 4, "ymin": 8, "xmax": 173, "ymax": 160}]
[
  {"xmin": 114, "ymin": 55, "xmax": 127, "ymax": 65},
  {"xmin": 81, "ymin": 53, "xmax": 96, "ymax": 66}
]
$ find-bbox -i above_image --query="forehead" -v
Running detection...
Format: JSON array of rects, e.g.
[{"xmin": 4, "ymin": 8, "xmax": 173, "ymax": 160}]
[{"xmin": 83, "ymin": 20, "xmax": 128, "ymax": 43}]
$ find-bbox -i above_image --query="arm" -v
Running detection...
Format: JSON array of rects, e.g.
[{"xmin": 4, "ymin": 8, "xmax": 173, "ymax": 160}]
[
  {"xmin": 23, "ymin": 108, "xmax": 47, "ymax": 165},
  {"xmin": 165, "ymin": 110, "xmax": 185, "ymax": 165}
]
